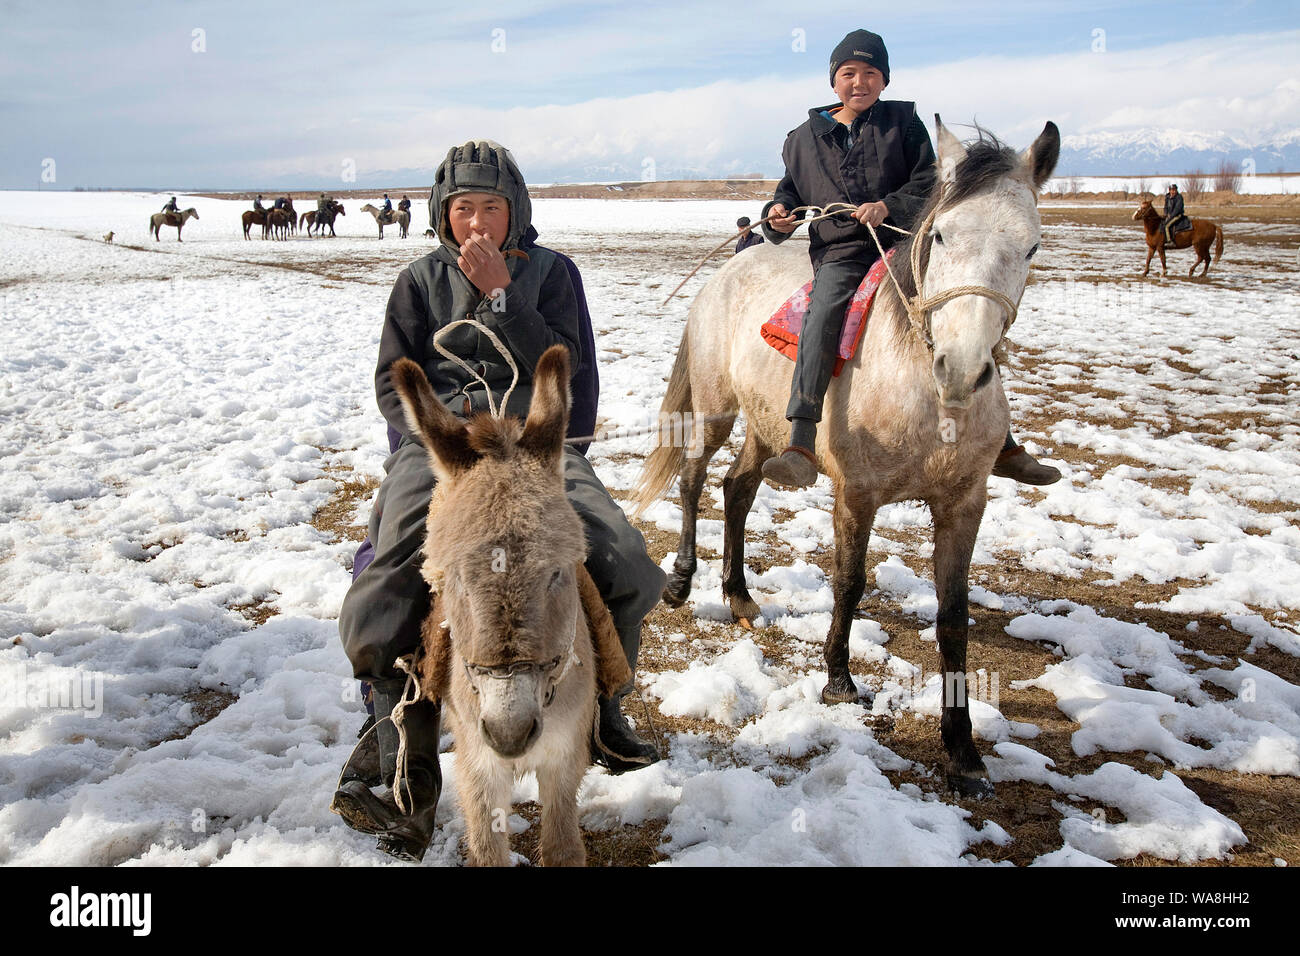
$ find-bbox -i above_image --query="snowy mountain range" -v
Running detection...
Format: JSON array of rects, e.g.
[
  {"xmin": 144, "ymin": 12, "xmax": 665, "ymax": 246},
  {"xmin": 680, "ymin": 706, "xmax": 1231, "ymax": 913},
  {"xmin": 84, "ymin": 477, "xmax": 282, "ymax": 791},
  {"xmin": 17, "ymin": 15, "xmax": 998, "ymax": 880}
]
[{"xmin": 1056, "ymin": 127, "xmax": 1300, "ymax": 176}]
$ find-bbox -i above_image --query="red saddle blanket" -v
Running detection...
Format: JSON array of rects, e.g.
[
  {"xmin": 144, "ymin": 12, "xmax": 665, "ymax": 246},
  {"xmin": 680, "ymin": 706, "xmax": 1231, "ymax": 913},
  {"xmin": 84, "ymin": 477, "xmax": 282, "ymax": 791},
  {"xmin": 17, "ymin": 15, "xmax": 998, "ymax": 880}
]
[{"xmin": 760, "ymin": 250, "xmax": 894, "ymax": 376}]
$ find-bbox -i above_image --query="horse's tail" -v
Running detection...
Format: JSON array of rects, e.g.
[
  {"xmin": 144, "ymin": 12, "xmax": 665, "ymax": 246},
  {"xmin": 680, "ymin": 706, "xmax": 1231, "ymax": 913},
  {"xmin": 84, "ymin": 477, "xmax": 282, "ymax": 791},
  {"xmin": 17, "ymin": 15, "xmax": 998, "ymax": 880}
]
[
  {"xmin": 1214, "ymin": 225, "xmax": 1223, "ymax": 261},
  {"xmin": 633, "ymin": 329, "xmax": 692, "ymax": 516}
]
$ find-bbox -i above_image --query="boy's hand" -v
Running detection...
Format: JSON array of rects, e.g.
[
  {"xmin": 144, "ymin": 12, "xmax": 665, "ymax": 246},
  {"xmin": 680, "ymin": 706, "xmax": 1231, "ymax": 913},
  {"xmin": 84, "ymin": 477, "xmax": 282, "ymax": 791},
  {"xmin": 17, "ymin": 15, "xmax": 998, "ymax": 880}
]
[
  {"xmin": 853, "ymin": 201, "xmax": 889, "ymax": 228},
  {"xmin": 458, "ymin": 232, "xmax": 513, "ymax": 298},
  {"xmin": 767, "ymin": 203, "xmax": 799, "ymax": 234}
]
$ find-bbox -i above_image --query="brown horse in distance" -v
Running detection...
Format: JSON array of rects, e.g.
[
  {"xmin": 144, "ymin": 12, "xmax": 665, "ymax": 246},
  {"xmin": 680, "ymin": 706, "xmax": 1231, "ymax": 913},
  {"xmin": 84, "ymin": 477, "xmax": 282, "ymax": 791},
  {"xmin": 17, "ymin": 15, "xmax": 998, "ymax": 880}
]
[
  {"xmin": 1132, "ymin": 199, "xmax": 1224, "ymax": 277},
  {"xmin": 266, "ymin": 208, "xmax": 294, "ymax": 241},
  {"xmin": 242, "ymin": 208, "xmax": 269, "ymax": 240},
  {"xmin": 302, "ymin": 204, "xmax": 345, "ymax": 237}
]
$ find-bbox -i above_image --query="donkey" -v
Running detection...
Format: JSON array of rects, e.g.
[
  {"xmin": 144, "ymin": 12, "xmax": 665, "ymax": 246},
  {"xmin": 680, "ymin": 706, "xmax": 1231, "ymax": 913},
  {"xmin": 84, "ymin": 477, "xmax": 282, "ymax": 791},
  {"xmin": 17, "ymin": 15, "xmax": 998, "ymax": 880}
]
[
  {"xmin": 149, "ymin": 207, "xmax": 199, "ymax": 241},
  {"xmin": 636, "ymin": 118, "xmax": 1059, "ymax": 797},
  {"xmin": 390, "ymin": 345, "xmax": 630, "ymax": 866},
  {"xmin": 361, "ymin": 203, "xmax": 410, "ymax": 238},
  {"xmin": 1131, "ymin": 199, "xmax": 1223, "ymax": 277}
]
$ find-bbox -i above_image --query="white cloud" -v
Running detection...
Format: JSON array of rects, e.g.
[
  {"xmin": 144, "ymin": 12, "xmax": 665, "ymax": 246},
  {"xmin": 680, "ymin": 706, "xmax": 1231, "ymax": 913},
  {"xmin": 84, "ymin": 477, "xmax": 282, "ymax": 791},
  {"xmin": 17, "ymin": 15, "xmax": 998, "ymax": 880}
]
[{"xmin": 256, "ymin": 29, "xmax": 1300, "ymax": 182}]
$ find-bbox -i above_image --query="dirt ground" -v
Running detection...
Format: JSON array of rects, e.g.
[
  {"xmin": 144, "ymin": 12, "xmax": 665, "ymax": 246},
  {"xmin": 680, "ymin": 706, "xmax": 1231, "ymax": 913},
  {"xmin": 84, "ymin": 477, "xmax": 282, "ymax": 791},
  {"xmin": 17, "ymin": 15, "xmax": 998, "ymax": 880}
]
[{"xmin": 298, "ymin": 196, "xmax": 1299, "ymax": 867}]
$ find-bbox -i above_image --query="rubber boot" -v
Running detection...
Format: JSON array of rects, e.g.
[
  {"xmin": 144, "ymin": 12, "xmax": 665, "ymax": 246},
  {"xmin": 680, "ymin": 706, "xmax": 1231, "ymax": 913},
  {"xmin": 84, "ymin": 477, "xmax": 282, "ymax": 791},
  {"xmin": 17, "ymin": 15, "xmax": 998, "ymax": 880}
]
[
  {"xmin": 338, "ymin": 713, "xmax": 382, "ymax": 789},
  {"xmin": 762, "ymin": 417, "xmax": 820, "ymax": 489},
  {"xmin": 330, "ymin": 680, "xmax": 442, "ymax": 862},
  {"xmin": 592, "ymin": 694, "xmax": 659, "ymax": 775}
]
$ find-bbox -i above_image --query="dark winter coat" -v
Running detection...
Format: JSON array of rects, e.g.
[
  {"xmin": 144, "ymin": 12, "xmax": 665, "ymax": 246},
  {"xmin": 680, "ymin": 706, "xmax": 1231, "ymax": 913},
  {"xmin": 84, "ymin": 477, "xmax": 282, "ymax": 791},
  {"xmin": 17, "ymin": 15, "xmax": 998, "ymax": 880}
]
[
  {"xmin": 734, "ymin": 231, "xmax": 764, "ymax": 255},
  {"xmin": 375, "ymin": 144, "xmax": 582, "ymax": 441},
  {"xmin": 761, "ymin": 100, "xmax": 937, "ymax": 270},
  {"xmin": 1163, "ymin": 191, "xmax": 1184, "ymax": 222}
]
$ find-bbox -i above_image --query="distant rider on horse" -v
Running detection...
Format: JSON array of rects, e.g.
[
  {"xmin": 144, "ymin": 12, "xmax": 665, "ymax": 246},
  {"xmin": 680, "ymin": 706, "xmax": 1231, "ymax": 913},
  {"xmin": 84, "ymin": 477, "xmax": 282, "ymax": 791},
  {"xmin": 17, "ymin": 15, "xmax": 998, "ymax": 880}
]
[
  {"xmin": 161, "ymin": 196, "xmax": 179, "ymax": 215},
  {"xmin": 381, "ymin": 193, "xmax": 394, "ymax": 223},
  {"xmin": 253, "ymin": 194, "xmax": 266, "ymax": 214},
  {"xmin": 1162, "ymin": 183, "xmax": 1187, "ymax": 244},
  {"xmin": 273, "ymin": 195, "xmax": 288, "ymax": 210},
  {"xmin": 398, "ymin": 195, "xmax": 411, "ymax": 215}
]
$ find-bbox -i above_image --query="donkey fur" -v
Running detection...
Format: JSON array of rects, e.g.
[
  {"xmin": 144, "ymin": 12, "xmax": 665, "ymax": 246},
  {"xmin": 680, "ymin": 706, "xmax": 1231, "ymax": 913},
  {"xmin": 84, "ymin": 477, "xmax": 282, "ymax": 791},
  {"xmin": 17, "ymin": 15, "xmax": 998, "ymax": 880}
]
[{"xmin": 392, "ymin": 345, "xmax": 619, "ymax": 866}]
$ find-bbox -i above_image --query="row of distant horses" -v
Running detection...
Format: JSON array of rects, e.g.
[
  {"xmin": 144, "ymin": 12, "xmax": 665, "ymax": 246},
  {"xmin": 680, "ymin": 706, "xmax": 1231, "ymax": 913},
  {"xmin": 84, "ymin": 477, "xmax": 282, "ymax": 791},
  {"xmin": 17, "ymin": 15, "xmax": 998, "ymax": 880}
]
[
  {"xmin": 241, "ymin": 201, "xmax": 411, "ymax": 240},
  {"xmin": 147, "ymin": 201, "xmax": 413, "ymax": 242}
]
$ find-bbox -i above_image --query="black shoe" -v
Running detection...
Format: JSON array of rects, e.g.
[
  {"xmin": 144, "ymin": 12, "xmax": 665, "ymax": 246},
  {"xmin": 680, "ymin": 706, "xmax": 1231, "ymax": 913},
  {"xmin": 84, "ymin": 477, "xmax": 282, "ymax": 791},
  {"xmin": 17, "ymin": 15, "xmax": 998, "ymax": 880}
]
[
  {"xmin": 330, "ymin": 683, "xmax": 443, "ymax": 863},
  {"xmin": 761, "ymin": 446, "xmax": 819, "ymax": 488},
  {"xmin": 592, "ymin": 695, "xmax": 659, "ymax": 775},
  {"xmin": 991, "ymin": 445, "xmax": 1062, "ymax": 485}
]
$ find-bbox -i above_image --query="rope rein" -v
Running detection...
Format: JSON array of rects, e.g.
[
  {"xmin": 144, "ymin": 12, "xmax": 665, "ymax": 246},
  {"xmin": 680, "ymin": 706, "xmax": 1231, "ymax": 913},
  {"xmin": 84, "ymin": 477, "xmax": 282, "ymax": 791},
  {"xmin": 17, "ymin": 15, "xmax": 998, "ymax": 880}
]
[{"xmin": 661, "ymin": 186, "xmax": 1020, "ymax": 351}]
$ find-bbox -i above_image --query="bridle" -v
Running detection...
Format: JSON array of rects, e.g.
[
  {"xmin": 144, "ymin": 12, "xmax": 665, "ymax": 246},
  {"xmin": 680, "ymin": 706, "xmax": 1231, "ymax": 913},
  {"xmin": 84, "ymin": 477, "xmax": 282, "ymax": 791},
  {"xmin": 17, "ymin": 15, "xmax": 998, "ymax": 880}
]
[
  {"xmin": 859, "ymin": 185, "xmax": 1023, "ymax": 353},
  {"xmin": 461, "ymin": 631, "xmax": 581, "ymax": 709}
]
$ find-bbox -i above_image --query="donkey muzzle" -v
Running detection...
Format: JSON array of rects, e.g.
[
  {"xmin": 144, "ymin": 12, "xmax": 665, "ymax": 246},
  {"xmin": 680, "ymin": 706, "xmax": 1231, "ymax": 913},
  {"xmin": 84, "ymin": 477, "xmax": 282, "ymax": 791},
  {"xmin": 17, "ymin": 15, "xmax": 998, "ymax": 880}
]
[{"xmin": 476, "ymin": 670, "xmax": 545, "ymax": 758}]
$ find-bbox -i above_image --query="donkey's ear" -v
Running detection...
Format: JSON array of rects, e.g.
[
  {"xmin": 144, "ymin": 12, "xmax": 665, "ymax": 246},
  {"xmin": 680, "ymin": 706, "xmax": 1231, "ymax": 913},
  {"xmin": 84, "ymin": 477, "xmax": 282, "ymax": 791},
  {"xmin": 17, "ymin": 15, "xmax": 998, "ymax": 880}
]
[
  {"xmin": 390, "ymin": 358, "xmax": 478, "ymax": 480},
  {"xmin": 1021, "ymin": 121, "xmax": 1060, "ymax": 191},
  {"xmin": 934, "ymin": 114, "xmax": 968, "ymax": 186},
  {"xmin": 520, "ymin": 345, "xmax": 571, "ymax": 464}
]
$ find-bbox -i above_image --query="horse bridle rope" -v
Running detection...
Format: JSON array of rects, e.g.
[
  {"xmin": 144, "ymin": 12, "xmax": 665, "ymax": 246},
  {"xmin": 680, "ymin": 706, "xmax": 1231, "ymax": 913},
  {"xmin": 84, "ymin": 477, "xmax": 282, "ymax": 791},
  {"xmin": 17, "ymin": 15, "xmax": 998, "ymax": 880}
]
[{"xmin": 662, "ymin": 185, "xmax": 1021, "ymax": 353}]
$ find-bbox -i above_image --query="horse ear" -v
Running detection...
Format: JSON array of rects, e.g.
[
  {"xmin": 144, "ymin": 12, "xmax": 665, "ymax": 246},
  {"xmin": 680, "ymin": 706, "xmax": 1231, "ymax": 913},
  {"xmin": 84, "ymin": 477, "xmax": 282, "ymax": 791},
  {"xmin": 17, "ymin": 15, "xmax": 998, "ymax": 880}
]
[
  {"xmin": 1021, "ymin": 121, "xmax": 1060, "ymax": 191},
  {"xmin": 519, "ymin": 345, "xmax": 571, "ymax": 465},
  {"xmin": 390, "ymin": 358, "xmax": 478, "ymax": 479},
  {"xmin": 934, "ymin": 114, "xmax": 967, "ymax": 186}
]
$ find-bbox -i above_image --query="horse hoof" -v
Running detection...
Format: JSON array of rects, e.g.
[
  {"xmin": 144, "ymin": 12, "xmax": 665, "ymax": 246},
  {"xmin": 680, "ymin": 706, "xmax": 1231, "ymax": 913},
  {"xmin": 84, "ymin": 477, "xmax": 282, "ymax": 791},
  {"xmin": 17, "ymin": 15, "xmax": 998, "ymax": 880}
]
[
  {"xmin": 662, "ymin": 572, "xmax": 692, "ymax": 608},
  {"xmin": 946, "ymin": 772, "xmax": 995, "ymax": 800},
  {"xmin": 727, "ymin": 593, "xmax": 760, "ymax": 624},
  {"xmin": 820, "ymin": 684, "xmax": 859, "ymax": 706}
]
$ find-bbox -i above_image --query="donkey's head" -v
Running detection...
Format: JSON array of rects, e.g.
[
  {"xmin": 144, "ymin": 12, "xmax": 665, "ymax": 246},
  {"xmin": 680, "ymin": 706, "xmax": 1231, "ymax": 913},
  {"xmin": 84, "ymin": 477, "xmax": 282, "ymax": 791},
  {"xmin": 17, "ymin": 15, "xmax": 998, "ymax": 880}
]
[
  {"xmin": 391, "ymin": 346, "xmax": 586, "ymax": 758},
  {"xmin": 914, "ymin": 116, "xmax": 1059, "ymax": 409}
]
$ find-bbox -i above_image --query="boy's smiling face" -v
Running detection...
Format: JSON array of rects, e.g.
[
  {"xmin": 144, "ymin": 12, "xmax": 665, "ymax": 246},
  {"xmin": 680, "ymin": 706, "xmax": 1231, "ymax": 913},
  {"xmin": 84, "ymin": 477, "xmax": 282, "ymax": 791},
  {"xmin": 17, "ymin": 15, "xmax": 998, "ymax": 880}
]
[
  {"xmin": 832, "ymin": 61, "xmax": 886, "ymax": 115},
  {"xmin": 448, "ymin": 192, "xmax": 510, "ymax": 249}
]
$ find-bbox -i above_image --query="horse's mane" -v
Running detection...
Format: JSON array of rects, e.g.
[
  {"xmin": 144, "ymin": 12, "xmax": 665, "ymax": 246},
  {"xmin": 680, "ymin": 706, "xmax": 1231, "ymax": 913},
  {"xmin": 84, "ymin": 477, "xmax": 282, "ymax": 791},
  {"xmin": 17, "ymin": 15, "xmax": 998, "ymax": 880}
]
[{"xmin": 878, "ymin": 127, "xmax": 1022, "ymax": 341}]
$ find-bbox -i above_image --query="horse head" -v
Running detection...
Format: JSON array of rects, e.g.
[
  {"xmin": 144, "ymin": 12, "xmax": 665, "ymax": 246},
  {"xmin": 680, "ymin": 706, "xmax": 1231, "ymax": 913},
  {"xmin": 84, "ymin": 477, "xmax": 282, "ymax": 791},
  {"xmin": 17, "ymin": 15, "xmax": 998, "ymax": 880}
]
[
  {"xmin": 1132, "ymin": 199, "xmax": 1155, "ymax": 221},
  {"xmin": 918, "ymin": 116, "xmax": 1058, "ymax": 409},
  {"xmin": 391, "ymin": 346, "xmax": 584, "ymax": 759}
]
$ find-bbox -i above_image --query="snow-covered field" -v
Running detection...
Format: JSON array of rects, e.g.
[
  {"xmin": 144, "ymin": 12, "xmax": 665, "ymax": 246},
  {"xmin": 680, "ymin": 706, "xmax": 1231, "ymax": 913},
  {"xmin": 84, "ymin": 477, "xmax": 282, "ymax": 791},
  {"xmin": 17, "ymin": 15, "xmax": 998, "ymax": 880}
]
[{"xmin": 1, "ymin": 190, "xmax": 1297, "ymax": 867}]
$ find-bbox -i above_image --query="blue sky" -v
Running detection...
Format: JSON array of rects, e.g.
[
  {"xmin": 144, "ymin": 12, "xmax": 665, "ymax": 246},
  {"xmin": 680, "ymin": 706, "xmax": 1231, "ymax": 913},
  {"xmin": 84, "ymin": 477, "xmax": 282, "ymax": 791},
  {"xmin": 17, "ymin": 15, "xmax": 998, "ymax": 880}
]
[{"xmin": 3, "ymin": 0, "xmax": 1297, "ymax": 188}]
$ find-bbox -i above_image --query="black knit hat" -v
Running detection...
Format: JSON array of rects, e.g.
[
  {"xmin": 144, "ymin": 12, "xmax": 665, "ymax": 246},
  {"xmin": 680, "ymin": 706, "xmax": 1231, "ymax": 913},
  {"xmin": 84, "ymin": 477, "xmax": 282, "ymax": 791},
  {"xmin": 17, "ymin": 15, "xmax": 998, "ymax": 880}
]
[{"xmin": 830, "ymin": 29, "xmax": 889, "ymax": 85}]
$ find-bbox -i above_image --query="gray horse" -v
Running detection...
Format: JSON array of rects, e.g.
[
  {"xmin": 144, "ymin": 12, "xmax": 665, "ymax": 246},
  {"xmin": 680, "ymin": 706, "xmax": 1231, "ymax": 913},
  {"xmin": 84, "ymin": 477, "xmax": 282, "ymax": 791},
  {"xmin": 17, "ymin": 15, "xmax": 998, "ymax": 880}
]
[
  {"xmin": 149, "ymin": 207, "xmax": 199, "ymax": 241},
  {"xmin": 636, "ymin": 117, "xmax": 1060, "ymax": 798}
]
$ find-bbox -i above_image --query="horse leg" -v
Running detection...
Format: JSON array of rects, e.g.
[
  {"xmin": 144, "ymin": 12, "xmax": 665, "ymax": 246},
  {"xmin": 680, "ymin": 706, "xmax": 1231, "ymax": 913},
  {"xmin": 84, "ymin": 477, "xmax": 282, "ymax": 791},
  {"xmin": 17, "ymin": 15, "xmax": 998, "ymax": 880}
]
[
  {"xmin": 1141, "ymin": 246, "xmax": 1152, "ymax": 277},
  {"xmin": 1158, "ymin": 244, "xmax": 1167, "ymax": 276},
  {"xmin": 931, "ymin": 490, "xmax": 993, "ymax": 798},
  {"xmin": 536, "ymin": 744, "xmax": 587, "ymax": 867},
  {"xmin": 822, "ymin": 483, "xmax": 875, "ymax": 705},
  {"xmin": 721, "ymin": 428, "xmax": 773, "ymax": 622},
  {"xmin": 663, "ymin": 416, "xmax": 731, "ymax": 607},
  {"xmin": 460, "ymin": 757, "xmax": 512, "ymax": 867}
]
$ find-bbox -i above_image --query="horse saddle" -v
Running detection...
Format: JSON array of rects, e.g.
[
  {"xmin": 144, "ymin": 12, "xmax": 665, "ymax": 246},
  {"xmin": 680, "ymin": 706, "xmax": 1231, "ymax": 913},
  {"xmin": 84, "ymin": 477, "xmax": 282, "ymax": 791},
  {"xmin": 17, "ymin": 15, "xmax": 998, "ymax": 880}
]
[
  {"xmin": 760, "ymin": 250, "xmax": 893, "ymax": 376},
  {"xmin": 1169, "ymin": 215, "xmax": 1191, "ymax": 234}
]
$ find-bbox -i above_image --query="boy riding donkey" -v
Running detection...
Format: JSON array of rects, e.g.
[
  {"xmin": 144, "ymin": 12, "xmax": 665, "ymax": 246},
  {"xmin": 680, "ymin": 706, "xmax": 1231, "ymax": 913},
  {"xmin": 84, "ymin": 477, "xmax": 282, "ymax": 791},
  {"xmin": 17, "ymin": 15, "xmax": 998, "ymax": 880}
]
[
  {"xmin": 759, "ymin": 29, "xmax": 1059, "ymax": 489},
  {"xmin": 332, "ymin": 141, "xmax": 666, "ymax": 862}
]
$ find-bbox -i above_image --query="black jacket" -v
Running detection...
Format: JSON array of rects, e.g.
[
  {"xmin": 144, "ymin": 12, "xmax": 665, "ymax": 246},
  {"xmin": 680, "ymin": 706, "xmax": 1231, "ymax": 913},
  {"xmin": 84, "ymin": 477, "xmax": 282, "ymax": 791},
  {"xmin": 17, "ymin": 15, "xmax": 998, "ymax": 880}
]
[
  {"xmin": 1163, "ymin": 192, "xmax": 1184, "ymax": 221},
  {"xmin": 762, "ymin": 100, "xmax": 937, "ymax": 269}
]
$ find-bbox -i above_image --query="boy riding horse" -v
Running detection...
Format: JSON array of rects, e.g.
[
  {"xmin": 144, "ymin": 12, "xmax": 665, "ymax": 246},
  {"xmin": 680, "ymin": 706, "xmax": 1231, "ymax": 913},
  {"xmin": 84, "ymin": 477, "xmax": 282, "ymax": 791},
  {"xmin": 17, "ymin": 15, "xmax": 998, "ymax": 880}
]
[{"xmin": 760, "ymin": 29, "xmax": 1059, "ymax": 489}]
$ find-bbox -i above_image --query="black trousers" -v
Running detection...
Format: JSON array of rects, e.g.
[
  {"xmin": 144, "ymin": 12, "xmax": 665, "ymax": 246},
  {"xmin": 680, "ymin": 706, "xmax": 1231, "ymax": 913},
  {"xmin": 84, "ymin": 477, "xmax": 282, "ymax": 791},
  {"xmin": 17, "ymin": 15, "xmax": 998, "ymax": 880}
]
[{"xmin": 785, "ymin": 257, "xmax": 878, "ymax": 422}]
